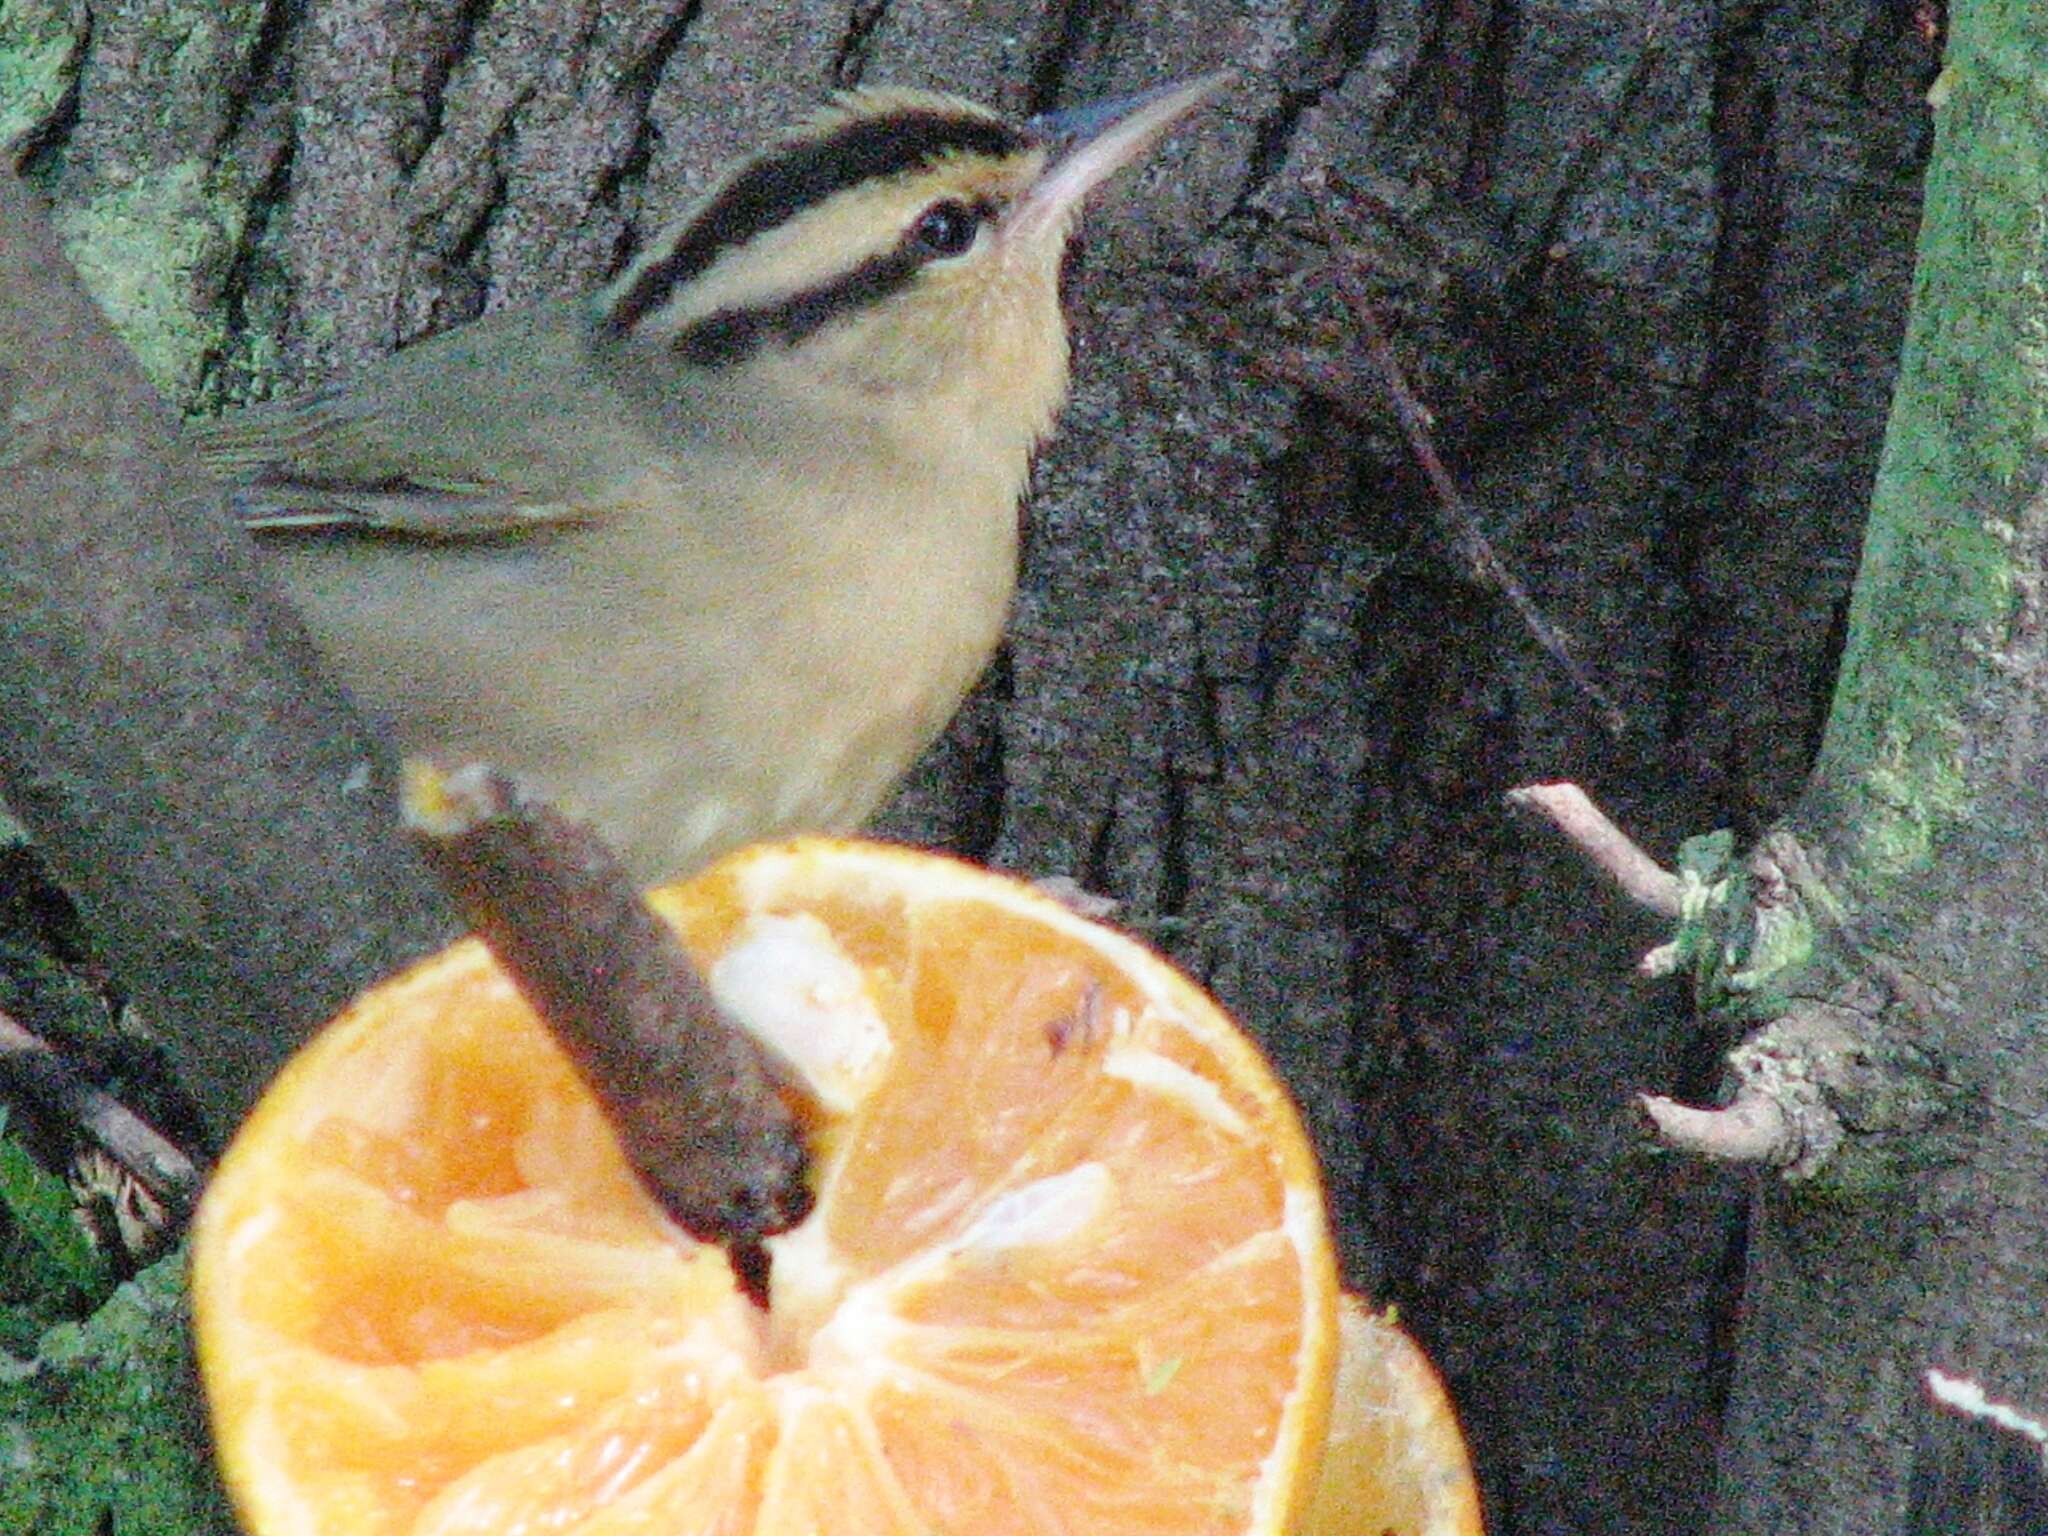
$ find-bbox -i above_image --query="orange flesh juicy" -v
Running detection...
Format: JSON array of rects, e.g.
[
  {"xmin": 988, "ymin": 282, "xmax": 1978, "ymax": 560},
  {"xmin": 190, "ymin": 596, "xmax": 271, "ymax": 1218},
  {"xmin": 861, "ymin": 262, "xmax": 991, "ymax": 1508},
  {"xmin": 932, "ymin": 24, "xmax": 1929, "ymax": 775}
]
[
  {"xmin": 194, "ymin": 839, "xmax": 1338, "ymax": 1536},
  {"xmin": 1297, "ymin": 1298, "xmax": 1486, "ymax": 1536}
]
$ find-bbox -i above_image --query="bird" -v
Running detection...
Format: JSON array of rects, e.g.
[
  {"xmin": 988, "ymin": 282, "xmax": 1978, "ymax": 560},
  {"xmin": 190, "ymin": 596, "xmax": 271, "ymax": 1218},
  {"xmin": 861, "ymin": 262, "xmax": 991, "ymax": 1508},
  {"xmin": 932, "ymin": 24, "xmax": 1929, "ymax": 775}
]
[{"xmin": 191, "ymin": 75, "xmax": 1225, "ymax": 883}]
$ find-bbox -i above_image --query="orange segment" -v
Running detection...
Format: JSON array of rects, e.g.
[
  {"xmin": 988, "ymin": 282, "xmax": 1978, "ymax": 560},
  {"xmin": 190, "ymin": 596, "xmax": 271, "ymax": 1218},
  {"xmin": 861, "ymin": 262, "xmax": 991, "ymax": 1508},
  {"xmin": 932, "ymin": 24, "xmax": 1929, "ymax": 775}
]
[
  {"xmin": 193, "ymin": 838, "xmax": 1339, "ymax": 1536},
  {"xmin": 1297, "ymin": 1296, "xmax": 1486, "ymax": 1536}
]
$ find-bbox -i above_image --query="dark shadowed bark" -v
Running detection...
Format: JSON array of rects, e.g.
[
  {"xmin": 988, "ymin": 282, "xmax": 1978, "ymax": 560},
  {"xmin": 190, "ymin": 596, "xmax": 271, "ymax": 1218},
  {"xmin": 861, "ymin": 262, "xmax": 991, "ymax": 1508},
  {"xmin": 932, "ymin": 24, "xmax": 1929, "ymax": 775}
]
[{"xmin": 1, "ymin": 2, "xmax": 1955, "ymax": 1531}]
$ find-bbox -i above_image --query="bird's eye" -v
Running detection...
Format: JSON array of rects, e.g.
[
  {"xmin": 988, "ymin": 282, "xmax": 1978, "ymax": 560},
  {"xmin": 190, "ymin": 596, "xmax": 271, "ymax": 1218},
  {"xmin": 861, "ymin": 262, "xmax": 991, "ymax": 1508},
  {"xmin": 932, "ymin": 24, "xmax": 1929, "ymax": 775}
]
[{"xmin": 912, "ymin": 199, "xmax": 982, "ymax": 257}]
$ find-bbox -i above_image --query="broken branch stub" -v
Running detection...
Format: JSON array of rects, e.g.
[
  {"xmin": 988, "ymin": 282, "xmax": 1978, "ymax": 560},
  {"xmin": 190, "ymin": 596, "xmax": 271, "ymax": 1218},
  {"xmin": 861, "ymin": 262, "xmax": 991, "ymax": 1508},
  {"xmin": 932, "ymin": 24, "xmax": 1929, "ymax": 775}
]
[{"xmin": 400, "ymin": 760, "xmax": 811, "ymax": 1304}]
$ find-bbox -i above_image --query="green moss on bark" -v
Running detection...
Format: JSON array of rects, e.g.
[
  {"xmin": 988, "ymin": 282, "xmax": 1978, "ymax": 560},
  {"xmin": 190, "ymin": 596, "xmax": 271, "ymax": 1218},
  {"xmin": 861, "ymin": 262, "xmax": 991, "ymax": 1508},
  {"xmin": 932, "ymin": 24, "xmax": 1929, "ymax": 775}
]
[
  {"xmin": 49, "ymin": 159, "xmax": 248, "ymax": 402},
  {"xmin": 0, "ymin": 0, "xmax": 84, "ymax": 159},
  {"xmin": 9, "ymin": 0, "xmax": 272, "ymax": 403},
  {"xmin": 0, "ymin": 1252, "xmax": 235, "ymax": 1536},
  {"xmin": 1809, "ymin": 14, "xmax": 2048, "ymax": 891}
]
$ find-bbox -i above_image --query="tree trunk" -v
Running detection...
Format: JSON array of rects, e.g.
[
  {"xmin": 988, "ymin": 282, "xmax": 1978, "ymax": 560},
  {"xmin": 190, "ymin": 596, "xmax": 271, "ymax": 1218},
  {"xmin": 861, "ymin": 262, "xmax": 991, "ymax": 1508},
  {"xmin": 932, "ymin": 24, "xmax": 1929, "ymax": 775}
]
[
  {"xmin": 1708, "ymin": 11, "xmax": 2048, "ymax": 1531},
  {"xmin": 0, "ymin": 2, "xmax": 1952, "ymax": 1532}
]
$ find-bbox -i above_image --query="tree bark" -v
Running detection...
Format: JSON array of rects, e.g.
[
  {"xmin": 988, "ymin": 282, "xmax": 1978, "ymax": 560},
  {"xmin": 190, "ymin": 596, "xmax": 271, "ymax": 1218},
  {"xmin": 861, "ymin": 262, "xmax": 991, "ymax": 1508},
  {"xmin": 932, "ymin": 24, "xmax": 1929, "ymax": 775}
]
[
  {"xmin": 0, "ymin": 168, "xmax": 454, "ymax": 1142},
  {"xmin": 1708, "ymin": 12, "xmax": 2048, "ymax": 1530},
  {"xmin": 0, "ymin": 2, "xmax": 1946, "ymax": 1531}
]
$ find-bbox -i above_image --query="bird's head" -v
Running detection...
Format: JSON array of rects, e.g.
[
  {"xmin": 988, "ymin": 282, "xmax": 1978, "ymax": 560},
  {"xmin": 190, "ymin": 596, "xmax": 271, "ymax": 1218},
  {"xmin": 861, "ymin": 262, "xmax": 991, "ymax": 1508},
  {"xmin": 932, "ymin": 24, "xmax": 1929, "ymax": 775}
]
[{"xmin": 597, "ymin": 75, "xmax": 1227, "ymax": 460}]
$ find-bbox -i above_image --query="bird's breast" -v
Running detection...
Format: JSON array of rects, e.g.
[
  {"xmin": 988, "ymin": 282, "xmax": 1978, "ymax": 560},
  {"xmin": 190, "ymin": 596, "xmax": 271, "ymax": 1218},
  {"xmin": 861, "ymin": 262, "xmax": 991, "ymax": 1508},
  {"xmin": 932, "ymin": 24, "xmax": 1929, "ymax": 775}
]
[
  {"xmin": 268, "ymin": 389, "xmax": 1029, "ymax": 881},
  {"xmin": 553, "ymin": 441, "xmax": 1024, "ymax": 875}
]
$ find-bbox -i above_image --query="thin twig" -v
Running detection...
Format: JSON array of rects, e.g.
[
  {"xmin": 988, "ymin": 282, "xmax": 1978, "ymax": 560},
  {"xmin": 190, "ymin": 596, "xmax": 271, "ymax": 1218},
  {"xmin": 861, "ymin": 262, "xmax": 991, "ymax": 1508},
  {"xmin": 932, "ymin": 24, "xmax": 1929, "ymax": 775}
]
[
  {"xmin": 401, "ymin": 759, "xmax": 809, "ymax": 1305},
  {"xmin": 1325, "ymin": 267, "xmax": 1630, "ymax": 736},
  {"xmin": 1926, "ymin": 1367, "xmax": 2048, "ymax": 1463},
  {"xmin": 0, "ymin": 1006, "xmax": 207, "ymax": 1218},
  {"xmin": 1637, "ymin": 1088, "xmax": 1797, "ymax": 1166},
  {"xmin": 1505, "ymin": 781, "xmax": 1683, "ymax": 917},
  {"xmin": 1510, "ymin": 31, "xmax": 1663, "ymax": 282}
]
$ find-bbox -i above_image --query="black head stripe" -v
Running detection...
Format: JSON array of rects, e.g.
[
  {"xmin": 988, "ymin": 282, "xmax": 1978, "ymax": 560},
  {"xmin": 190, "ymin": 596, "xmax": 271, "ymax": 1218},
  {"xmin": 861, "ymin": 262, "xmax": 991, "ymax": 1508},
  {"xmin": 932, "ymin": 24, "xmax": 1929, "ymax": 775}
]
[
  {"xmin": 671, "ymin": 243, "xmax": 930, "ymax": 368},
  {"xmin": 605, "ymin": 106, "xmax": 1028, "ymax": 336}
]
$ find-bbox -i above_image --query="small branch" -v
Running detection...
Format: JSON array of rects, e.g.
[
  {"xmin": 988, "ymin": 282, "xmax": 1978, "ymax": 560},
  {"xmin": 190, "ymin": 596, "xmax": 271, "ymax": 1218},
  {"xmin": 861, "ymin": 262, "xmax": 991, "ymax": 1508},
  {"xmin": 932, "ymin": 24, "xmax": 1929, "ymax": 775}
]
[
  {"xmin": 1927, "ymin": 1367, "xmax": 2048, "ymax": 1459},
  {"xmin": 1506, "ymin": 781, "xmax": 1684, "ymax": 916},
  {"xmin": 1636, "ymin": 1008, "xmax": 1916, "ymax": 1180},
  {"xmin": 0, "ymin": 1007, "xmax": 207, "ymax": 1218},
  {"xmin": 1638, "ymin": 1087, "xmax": 1797, "ymax": 1166},
  {"xmin": 1321, "ymin": 264, "xmax": 1630, "ymax": 738},
  {"xmin": 401, "ymin": 760, "xmax": 810, "ymax": 1304}
]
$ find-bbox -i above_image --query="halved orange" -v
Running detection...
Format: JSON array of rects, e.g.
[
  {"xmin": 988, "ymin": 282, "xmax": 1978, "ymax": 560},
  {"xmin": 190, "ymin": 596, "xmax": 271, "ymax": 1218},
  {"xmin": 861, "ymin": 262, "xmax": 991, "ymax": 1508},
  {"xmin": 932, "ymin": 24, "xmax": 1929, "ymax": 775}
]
[
  {"xmin": 192, "ymin": 838, "xmax": 1340, "ymax": 1535},
  {"xmin": 1298, "ymin": 1297, "xmax": 1485, "ymax": 1536}
]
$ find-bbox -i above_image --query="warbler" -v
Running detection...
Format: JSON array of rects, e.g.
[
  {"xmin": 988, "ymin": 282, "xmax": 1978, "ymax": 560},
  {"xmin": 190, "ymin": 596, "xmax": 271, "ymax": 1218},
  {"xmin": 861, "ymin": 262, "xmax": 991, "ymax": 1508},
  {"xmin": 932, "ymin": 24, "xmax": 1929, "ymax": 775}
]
[{"xmin": 192, "ymin": 75, "xmax": 1224, "ymax": 881}]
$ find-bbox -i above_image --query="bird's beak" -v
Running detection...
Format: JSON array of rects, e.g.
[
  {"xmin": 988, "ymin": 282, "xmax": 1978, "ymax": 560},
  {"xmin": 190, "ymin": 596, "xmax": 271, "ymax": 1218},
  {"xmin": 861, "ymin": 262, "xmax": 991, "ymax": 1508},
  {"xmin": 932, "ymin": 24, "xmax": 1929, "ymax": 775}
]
[{"xmin": 1011, "ymin": 72, "xmax": 1233, "ymax": 244}]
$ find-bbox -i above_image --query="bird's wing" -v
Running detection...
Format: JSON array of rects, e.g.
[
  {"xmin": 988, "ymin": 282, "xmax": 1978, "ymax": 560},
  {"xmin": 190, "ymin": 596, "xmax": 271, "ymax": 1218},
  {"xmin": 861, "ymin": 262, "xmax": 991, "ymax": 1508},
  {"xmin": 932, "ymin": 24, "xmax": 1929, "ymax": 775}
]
[
  {"xmin": 218, "ymin": 477, "xmax": 587, "ymax": 539},
  {"xmin": 188, "ymin": 302, "xmax": 638, "ymax": 539}
]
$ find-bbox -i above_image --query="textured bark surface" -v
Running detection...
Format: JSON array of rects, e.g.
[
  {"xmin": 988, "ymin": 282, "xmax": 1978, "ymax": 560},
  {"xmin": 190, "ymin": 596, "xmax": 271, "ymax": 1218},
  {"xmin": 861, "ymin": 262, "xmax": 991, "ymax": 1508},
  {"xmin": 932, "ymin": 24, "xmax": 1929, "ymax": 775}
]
[
  {"xmin": 1715, "ymin": 806, "xmax": 2048, "ymax": 1535},
  {"xmin": 1712, "ymin": 12, "xmax": 2048, "ymax": 1529},
  {"xmin": 3, "ymin": 1, "xmax": 1940, "ymax": 1531}
]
